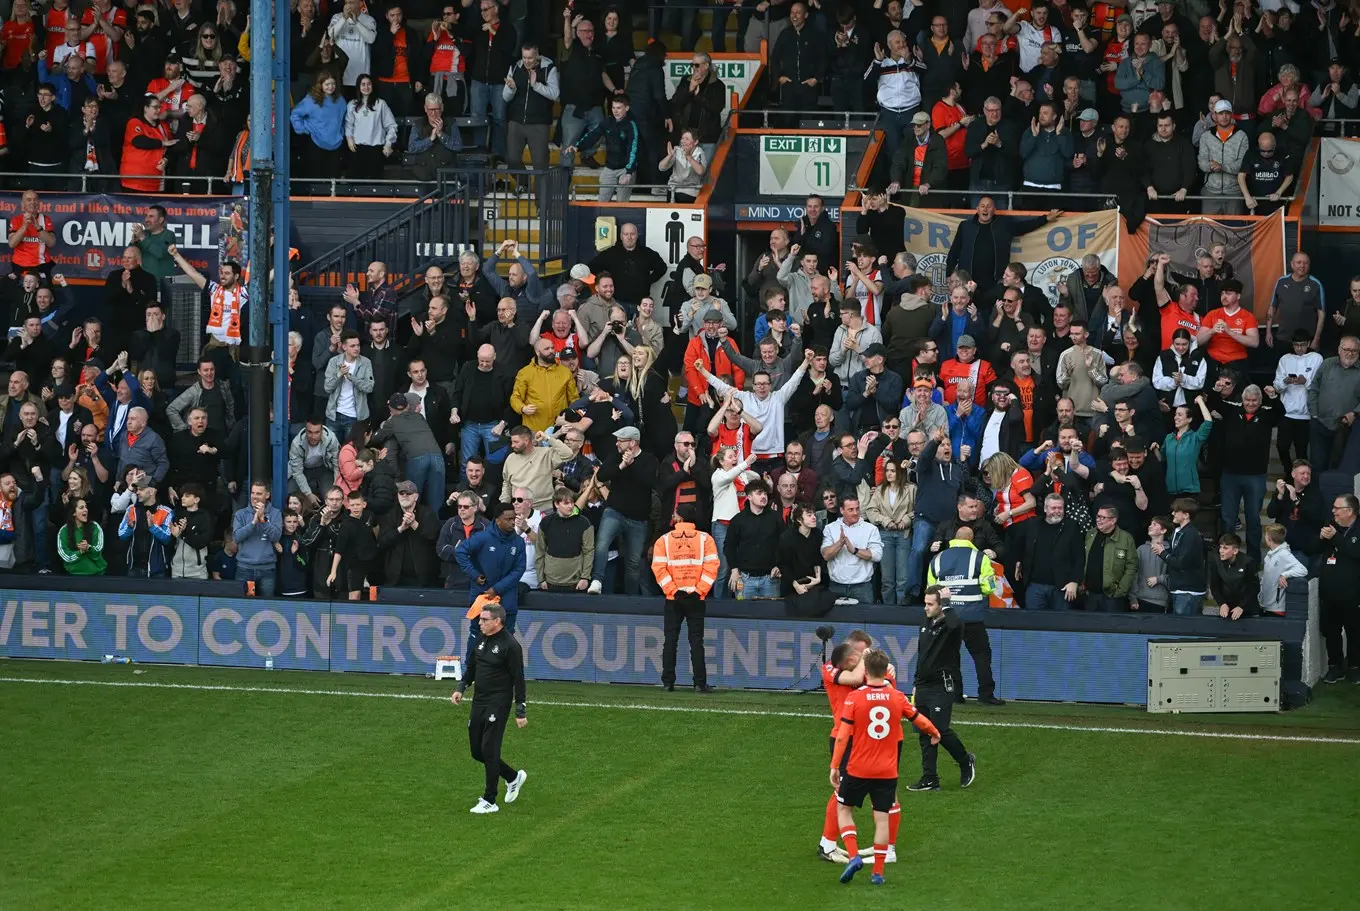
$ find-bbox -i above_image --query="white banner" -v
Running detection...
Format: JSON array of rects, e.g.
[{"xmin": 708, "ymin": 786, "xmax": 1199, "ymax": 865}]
[{"xmin": 1319, "ymin": 137, "xmax": 1360, "ymax": 226}]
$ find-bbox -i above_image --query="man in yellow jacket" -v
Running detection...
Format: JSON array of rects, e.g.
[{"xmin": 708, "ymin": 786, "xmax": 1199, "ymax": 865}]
[
  {"xmin": 651, "ymin": 503, "xmax": 721, "ymax": 693},
  {"xmin": 510, "ymin": 337, "xmax": 580, "ymax": 433}
]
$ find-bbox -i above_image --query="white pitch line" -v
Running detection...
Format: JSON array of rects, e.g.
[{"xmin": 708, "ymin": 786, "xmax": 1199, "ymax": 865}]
[{"xmin": 2, "ymin": 675, "xmax": 1358, "ymax": 746}]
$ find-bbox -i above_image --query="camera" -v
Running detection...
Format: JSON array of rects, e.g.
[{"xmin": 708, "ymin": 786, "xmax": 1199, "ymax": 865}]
[{"xmin": 610, "ymin": 320, "xmax": 625, "ymax": 333}]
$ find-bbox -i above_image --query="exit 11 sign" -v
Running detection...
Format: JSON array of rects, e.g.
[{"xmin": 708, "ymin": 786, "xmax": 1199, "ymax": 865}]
[{"xmin": 758, "ymin": 135, "xmax": 846, "ymax": 198}]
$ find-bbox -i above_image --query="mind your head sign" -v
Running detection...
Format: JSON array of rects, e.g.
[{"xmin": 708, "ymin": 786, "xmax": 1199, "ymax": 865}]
[{"xmin": 903, "ymin": 207, "xmax": 1120, "ymax": 306}]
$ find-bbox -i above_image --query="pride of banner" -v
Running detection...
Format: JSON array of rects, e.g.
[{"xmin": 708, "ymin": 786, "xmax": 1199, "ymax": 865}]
[
  {"xmin": 0, "ymin": 193, "xmax": 235, "ymax": 282},
  {"xmin": 902, "ymin": 207, "xmax": 1121, "ymax": 306}
]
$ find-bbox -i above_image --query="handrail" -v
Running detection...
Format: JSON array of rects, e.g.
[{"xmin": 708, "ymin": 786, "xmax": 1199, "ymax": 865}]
[
  {"xmin": 843, "ymin": 186, "xmax": 1298, "ymax": 208},
  {"xmin": 0, "ymin": 170, "xmax": 429, "ymax": 197},
  {"xmin": 740, "ymin": 109, "xmax": 877, "ymax": 130}
]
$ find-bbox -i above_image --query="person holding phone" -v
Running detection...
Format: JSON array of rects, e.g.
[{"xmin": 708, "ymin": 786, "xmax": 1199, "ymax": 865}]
[{"xmin": 1273, "ymin": 329, "xmax": 1322, "ymax": 468}]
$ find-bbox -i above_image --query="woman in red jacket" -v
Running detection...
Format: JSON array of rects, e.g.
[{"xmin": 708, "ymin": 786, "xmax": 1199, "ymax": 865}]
[{"xmin": 120, "ymin": 95, "xmax": 176, "ymax": 192}]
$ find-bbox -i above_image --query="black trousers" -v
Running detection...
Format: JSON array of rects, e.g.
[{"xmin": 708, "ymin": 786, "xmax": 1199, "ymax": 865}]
[
  {"xmin": 662, "ymin": 595, "xmax": 707, "ymax": 688},
  {"xmin": 1320, "ymin": 595, "xmax": 1360, "ymax": 671},
  {"xmin": 468, "ymin": 702, "xmax": 517, "ymax": 803},
  {"xmin": 915, "ymin": 681, "xmax": 970, "ymax": 780},
  {"xmin": 963, "ymin": 621, "xmax": 997, "ymax": 699}
]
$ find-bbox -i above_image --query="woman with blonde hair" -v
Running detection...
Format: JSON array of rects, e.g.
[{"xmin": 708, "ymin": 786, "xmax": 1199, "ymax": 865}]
[
  {"xmin": 185, "ymin": 21, "xmax": 225, "ymax": 85},
  {"xmin": 983, "ymin": 451, "xmax": 1035, "ymax": 533},
  {"xmin": 630, "ymin": 344, "xmax": 677, "ymax": 456},
  {"xmin": 865, "ymin": 458, "xmax": 916, "ymax": 605}
]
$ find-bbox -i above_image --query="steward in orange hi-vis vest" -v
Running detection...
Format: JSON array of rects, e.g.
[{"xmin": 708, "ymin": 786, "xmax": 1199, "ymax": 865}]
[{"xmin": 651, "ymin": 521, "xmax": 719, "ymax": 597}]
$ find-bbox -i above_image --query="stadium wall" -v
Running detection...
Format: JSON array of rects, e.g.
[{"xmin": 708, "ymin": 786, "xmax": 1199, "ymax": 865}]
[{"xmin": 0, "ymin": 583, "xmax": 1305, "ymax": 705}]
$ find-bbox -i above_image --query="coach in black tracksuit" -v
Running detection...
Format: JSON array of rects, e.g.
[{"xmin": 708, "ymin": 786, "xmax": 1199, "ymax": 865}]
[
  {"xmin": 453, "ymin": 603, "xmax": 528, "ymax": 812},
  {"xmin": 908, "ymin": 586, "xmax": 976, "ymax": 792}
]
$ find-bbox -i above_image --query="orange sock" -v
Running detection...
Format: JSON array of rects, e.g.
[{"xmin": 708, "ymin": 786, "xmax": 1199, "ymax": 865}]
[
  {"xmin": 888, "ymin": 802, "xmax": 901, "ymax": 846},
  {"xmin": 823, "ymin": 795, "xmax": 839, "ymax": 842},
  {"xmin": 872, "ymin": 843, "xmax": 887, "ymax": 876},
  {"xmin": 840, "ymin": 825, "xmax": 858, "ymax": 859}
]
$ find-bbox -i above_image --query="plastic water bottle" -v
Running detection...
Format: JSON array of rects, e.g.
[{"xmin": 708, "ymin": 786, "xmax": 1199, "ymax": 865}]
[
  {"xmin": 265, "ymin": 651, "xmax": 275, "ymax": 671},
  {"xmin": 101, "ymin": 655, "xmax": 133, "ymax": 664},
  {"xmin": 734, "ymin": 577, "xmax": 745, "ymax": 601}
]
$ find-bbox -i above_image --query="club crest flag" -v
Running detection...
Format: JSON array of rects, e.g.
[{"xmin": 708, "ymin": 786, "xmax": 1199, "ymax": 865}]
[{"xmin": 902, "ymin": 207, "xmax": 1120, "ymax": 306}]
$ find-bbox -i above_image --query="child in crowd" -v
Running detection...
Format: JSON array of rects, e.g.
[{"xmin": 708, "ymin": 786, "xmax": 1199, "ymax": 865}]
[
  {"xmin": 330, "ymin": 490, "xmax": 377, "ymax": 600},
  {"xmin": 1133, "ymin": 516, "xmax": 1170, "ymax": 613},
  {"xmin": 1209, "ymin": 533, "xmax": 1259, "ymax": 621},
  {"xmin": 1258, "ymin": 524, "xmax": 1308, "ymax": 617},
  {"xmin": 170, "ymin": 483, "xmax": 214, "ymax": 579}
]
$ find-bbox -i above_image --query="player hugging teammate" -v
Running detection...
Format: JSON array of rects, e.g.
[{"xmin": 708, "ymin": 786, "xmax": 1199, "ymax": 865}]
[{"xmin": 829, "ymin": 647, "xmax": 939, "ymax": 885}]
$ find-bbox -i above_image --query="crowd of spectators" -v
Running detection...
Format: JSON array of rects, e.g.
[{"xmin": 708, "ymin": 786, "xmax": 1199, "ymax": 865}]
[
  {"xmin": 1, "ymin": 1, "xmax": 1360, "ymax": 684},
  {"xmin": 757, "ymin": 0, "xmax": 1348, "ymax": 213},
  {"xmin": 0, "ymin": 0, "xmax": 727, "ymax": 197}
]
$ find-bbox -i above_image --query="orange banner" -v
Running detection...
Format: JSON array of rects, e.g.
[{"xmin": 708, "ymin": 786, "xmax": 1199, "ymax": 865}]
[{"xmin": 1115, "ymin": 211, "xmax": 1286, "ymax": 320}]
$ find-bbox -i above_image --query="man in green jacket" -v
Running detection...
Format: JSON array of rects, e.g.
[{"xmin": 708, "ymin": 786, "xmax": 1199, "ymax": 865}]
[{"xmin": 1083, "ymin": 505, "xmax": 1138, "ymax": 611}]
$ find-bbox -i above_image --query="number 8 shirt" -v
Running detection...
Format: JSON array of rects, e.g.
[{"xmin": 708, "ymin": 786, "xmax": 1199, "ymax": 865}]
[{"xmin": 834, "ymin": 683, "xmax": 939, "ymax": 780}]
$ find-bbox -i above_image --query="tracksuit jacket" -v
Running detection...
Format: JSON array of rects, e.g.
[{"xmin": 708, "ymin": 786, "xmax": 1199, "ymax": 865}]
[
  {"xmin": 455, "ymin": 522, "xmax": 527, "ymax": 612},
  {"xmin": 118, "ymin": 502, "xmax": 175, "ymax": 575},
  {"xmin": 576, "ymin": 114, "xmax": 640, "ymax": 173}
]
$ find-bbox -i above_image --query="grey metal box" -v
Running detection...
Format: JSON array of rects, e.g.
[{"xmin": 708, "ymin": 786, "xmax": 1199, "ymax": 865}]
[{"xmin": 1147, "ymin": 640, "xmax": 1280, "ymax": 713}]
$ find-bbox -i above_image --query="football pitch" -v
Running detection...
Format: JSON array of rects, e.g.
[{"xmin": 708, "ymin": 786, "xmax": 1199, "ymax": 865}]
[{"xmin": 4, "ymin": 661, "xmax": 1359, "ymax": 910}]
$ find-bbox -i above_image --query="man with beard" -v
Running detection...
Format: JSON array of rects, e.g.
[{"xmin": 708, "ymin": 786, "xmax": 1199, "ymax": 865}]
[
  {"xmin": 1016, "ymin": 492, "xmax": 1087, "ymax": 609},
  {"xmin": 511, "ymin": 338, "xmax": 579, "ymax": 435}
]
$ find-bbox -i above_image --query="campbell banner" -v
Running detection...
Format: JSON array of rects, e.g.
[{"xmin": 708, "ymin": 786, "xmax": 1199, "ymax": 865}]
[
  {"xmin": 0, "ymin": 193, "xmax": 239, "ymax": 282},
  {"xmin": 1114, "ymin": 210, "xmax": 1287, "ymax": 320},
  {"xmin": 902, "ymin": 207, "xmax": 1121, "ymax": 306}
]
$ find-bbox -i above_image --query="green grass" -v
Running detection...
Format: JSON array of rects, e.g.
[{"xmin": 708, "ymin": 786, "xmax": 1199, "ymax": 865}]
[{"xmin": 3, "ymin": 660, "xmax": 1359, "ymax": 910}]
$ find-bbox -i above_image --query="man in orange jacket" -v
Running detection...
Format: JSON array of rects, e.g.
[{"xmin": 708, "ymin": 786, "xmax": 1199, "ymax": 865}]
[{"xmin": 651, "ymin": 502, "xmax": 720, "ymax": 692}]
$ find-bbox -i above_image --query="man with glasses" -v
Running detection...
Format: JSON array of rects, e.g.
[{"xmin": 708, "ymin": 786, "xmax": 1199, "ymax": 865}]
[
  {"xmin": 1306, "ymin": 335, "xmax": 1360, "ymax": 471},
  {"xmin": 1317, "ymin": 495, "xmax": 1360, "ymax": 683},
  {"xmin": 658, "ymin": 430, "xmax": 706, "ymax": 527},
  {"xmin": 669, "ymin": 52, "xmax": 725, "ymax": 163},
  {"xmin": 437, "ymin": 492, "xmax": 488, "ymax": 588},
  {"xmin": 557, "ymin": 11, "xmax": 607, "ymax": 158},
  {"xmin": 1081, "ymin": 505, "xmax": 1138, "ymax": 612},
  {"xmin": 451, "ymin": 602, "xmax": 529, "ymax": 815}
]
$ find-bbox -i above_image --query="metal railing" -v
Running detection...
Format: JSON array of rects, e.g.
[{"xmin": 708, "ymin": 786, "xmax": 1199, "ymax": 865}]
[
  {"xmin": 447, "ymin": 167, "xmax": 570, "ymax": 275},
  {"xmin": 741, "ymin": 108, "xmax": 878, "ymax": 130},
  {"xmin": 847, "ymin": 186, "xmax": 1297, "ymax": 210},
  {"xmin": 0, "ymin": 170, "xmax": 434, "ymax": 198},
  {"xmin": 294, "ymin": 178, "xmax": 471, "ymax": 291},
  {"xmin": 294, "ymin": 165, "xmax": 571, "ymax": 300}
]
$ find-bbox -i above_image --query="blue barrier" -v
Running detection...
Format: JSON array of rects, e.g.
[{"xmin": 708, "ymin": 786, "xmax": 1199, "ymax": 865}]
[{"xmin": 0, "ymin": 589, "xmax": 1249, "ymax": 704}]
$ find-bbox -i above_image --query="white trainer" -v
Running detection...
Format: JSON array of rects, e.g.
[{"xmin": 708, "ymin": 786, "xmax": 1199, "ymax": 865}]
[
  {"xmin": 818, "ymin": 844, "xmax": 850, "ymax": 863},
  {"xmin": 885, "ymin": 846, "xmax": 897, "ymax": 863},
  {"xmin": 469, "ymin": 798, "xmax": 499, "ymax": 814},
  {"xmin": 587, "ymin": 580, "xmax": 603, "ymax": 594},
  {"xmin": 505, "ymin": 769, "xmax": 527, "ymax": 803}
]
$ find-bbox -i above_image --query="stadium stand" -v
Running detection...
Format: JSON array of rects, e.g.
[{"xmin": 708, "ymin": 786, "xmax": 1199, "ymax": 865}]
[{"xmin": 0, "ymin": 0, "xmax": 1358, "ymax": 690}]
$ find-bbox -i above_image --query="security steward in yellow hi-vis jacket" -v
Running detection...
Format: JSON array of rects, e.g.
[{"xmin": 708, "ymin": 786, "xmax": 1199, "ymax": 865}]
[
  {"xmin": 651, "ymin": 503, "xmax": 720, "ymax": 693},
  {"xmin": 927, "ymin": 524, "xmax": 1005, "ymax": 706}
]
